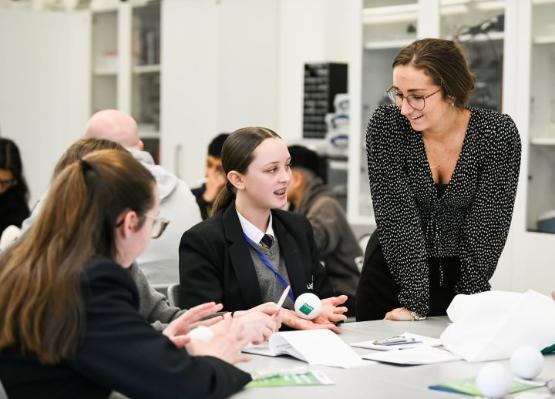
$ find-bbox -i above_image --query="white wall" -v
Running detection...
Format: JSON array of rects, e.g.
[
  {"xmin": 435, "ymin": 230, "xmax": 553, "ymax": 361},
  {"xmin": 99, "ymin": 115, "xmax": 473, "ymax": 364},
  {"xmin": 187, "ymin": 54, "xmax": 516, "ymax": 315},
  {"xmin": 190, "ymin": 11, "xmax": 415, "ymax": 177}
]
[
  {"xmin": 160, "ymin": 0, "xmax": 280, "ymax": 187},
  {"xmin": 0, "ymin": 9, "xmax": 90, "ymax": 206},
  {"xmin": 160, "ymin": 0, "xmax": 220, "ymax": 187},
  {"xmin": 218, "ymin": 0, "xmax": 279, "ymax": 132}
]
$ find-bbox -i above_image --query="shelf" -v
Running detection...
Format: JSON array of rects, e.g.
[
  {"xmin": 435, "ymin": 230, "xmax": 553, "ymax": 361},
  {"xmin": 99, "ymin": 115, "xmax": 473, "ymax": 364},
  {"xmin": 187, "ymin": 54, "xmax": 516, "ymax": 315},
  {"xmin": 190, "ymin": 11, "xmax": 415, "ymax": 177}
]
[
  {"xmin": 93, "ymin": 68, "xmax": 117, "ymax": 76},
  {"xmin": 90, "ymin": 1, "xmax": 118, "ymax": 13},
  {"xmin": 531, "ymin": 137, "xmax": 555, "ymax": 145},
  {"xmin": 440, "ymin": 0, "xmax": 505, "ymax": 13},
  {"xmin": 133, "ymin": 64, "xmax": 161, "ymax": 74},
  {"xmin": 534, "ymin": 35, "xmax": 555, "ymax": 45},
  {"xmin": 362, "ymin": 4, "xmax": 418, "ymax": 25},
  {"xmin": 139, "ymin": 131, "xmax": 160, "ymax": 140},
  {"xmin": 454, "ymin": 31, "xmax": 504, "ymax": 42},
  {"xmin": 138, "ymin": 123, "xmax": 159, "ymax": 140},
  {"xmin": 364, "ymin": 39, "xmax": 414, "ymax": 50}
]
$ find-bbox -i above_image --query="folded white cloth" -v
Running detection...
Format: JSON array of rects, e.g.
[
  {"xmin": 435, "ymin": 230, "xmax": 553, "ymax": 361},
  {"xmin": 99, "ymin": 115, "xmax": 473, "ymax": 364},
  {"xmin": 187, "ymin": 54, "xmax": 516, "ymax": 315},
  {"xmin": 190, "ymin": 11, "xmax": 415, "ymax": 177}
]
[{"xmin": 440, "ymin": 290, "xmax": 555, "ymax": 362}]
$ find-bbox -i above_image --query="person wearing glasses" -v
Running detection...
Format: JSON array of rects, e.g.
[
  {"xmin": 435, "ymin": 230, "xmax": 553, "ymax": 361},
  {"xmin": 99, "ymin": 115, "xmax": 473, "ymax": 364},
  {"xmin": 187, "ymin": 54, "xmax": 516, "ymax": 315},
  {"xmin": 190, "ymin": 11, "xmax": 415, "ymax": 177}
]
[
  {"xmin": 0, "ymin": 138, "xmax": 30, "ymax": 236},
  {"xmin": 356, "ymin": 38, "xmax": 521, "ymax": 322},
  {"xmin": 0, "ymin": 149, "xmax": 253, "ymax": 399}
]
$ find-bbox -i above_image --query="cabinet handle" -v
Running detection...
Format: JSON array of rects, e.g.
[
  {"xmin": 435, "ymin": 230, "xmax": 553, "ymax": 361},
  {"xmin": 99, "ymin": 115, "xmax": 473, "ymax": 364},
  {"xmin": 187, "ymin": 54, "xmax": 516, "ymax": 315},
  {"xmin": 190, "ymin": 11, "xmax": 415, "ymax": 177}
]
[{"xmin": 174, "ymin": 144, "xmax": 182, "ymax": 179}]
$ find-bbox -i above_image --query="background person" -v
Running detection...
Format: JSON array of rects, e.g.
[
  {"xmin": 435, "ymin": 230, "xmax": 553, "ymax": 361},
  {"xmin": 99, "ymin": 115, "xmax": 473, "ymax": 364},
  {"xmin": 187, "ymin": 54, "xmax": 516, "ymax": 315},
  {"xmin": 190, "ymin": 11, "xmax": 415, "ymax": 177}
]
[
  {"xmin": 0, "ymin": 138, "xmax": 30, "ymax": 235},
  {"xmin": 287, "ymin": 145, "xmax": 361, "ymax": 316},
  {"xmin": 192, "ymin": 133, "xmax": 229, "ymax": 220},
  {"xmin": 85, "ymin": 109, "xmax": 202, "ymax": 285}
]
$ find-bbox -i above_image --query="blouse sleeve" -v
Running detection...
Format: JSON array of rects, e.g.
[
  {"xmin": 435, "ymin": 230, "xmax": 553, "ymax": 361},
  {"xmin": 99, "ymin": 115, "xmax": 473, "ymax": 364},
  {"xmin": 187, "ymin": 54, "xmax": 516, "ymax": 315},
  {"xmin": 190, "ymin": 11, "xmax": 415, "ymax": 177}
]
[
  {"xmin": 366, "ymin": 105, "xmax": 430, "ymax": 315},
  {"xmin": 73, "ymin": 259, "xmax": 250, "ymax": 399},
  {"xmin": 456, "ymin": 114, "xmax": 521, "ymax": 294}
]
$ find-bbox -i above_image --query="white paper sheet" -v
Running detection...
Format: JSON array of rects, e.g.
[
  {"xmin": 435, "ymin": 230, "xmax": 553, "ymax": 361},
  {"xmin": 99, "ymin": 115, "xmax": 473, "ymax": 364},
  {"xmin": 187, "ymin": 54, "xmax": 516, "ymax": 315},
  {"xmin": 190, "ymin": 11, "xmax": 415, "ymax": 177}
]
[{"xmin": 362, "ymin": 346, "xmax": 461, "ymax": 365}]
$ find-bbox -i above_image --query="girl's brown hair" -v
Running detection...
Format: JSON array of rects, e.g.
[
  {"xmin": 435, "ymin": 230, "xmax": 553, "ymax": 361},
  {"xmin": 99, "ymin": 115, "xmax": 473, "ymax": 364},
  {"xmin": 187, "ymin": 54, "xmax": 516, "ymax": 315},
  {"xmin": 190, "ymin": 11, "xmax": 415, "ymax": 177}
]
[
  {"xmin": 213, "ymin": 127, "xmax": 280, "ymax": 214},
  {"xmin": 393, "ymin": 38, "xmax": 476, "ymax": 109},
  {"xmin": 53, "ymin": 137, "xmax": 126, "ymax": 177},
  {"xmin": 0, "ymin": 149, "xmax": 155, "ymax": 363}
]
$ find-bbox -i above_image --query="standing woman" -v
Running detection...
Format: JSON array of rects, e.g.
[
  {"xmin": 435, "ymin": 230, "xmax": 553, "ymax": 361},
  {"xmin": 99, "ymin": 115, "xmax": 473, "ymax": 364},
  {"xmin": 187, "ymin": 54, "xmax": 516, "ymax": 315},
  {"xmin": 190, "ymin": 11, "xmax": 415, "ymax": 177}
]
[
  {"xmin": 356, "ymin": 38, "xmax": 521, "ymax": 321},
  {"xmin": 179, "ymin": 127, "xmax": 348, "ymax": 332},
  {"xmin": 0, "ymin": 150, "xmax": 251, "ymax": 399},
  {"xmin": 0, "ymin": 138, "xmax": 30, "ymax": 234}
]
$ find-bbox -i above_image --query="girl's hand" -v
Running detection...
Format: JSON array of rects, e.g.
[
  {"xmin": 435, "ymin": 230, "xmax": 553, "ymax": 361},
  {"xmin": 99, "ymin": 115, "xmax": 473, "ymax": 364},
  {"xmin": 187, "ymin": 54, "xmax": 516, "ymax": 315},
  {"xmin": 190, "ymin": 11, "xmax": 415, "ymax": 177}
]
[
  {"xmin": 187, "ymin": 314, "xmax": 251, "ymax": 364},
  {"xmin": 313, "ymin": 295, "xmax": 348, "ymax": 327},
  {"xmin": 163, "ymin": 302, "xmax": 223, "ymax": 347},
  {"xmin": 281, "ymin": 308, "xmax": 342, "ymax": 334}
]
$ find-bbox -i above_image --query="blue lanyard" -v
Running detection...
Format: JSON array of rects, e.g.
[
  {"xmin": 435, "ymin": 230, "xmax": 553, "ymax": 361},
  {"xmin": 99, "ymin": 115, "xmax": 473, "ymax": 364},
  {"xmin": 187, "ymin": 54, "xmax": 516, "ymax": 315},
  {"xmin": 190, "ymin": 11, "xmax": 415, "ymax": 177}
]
[{"xmin": 243, "ymin": 233, "xmax": 295, "ymax": 302}]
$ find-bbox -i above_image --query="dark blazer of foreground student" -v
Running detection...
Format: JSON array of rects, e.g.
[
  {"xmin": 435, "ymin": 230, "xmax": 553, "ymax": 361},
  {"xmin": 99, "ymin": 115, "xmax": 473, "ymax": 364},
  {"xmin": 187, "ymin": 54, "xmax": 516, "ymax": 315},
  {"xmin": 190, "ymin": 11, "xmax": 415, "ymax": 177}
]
[
  {"xmin": 179, "ymin": 201, "xmax": 334, "ymax": 312},
  {"xmin": 1, "ymin": 257, "xmax": 249, "ymax": 399}
]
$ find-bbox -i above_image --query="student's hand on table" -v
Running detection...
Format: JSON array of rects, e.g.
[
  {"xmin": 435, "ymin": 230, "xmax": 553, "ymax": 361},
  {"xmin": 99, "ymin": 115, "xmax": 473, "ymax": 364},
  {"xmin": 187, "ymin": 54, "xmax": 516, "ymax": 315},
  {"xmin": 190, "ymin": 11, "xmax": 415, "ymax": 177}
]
[
  {"xmin": 163, "ymin": 302, "xmax": 223, "ymax": 348},
  {"xmin": 280, "ymin": 309, "xmax": 342, "ymax": 334},
  {"xmin": 228, "ymin": 303, "xmax": 282, "ymax": 344},
  {"xmin": 188, "ymin": 314, "xmax": 251, "ymax": 364},
  {"xmin": 313, "ymin": 295, "xmax": 348, "ymax": 327},
  {"xmin": 384, "ymin": 307, "xmax": 413, "ymax": 321},
  {"xmin": 552, "ymin": 291, "xmax": 555, "ymax": 301}
]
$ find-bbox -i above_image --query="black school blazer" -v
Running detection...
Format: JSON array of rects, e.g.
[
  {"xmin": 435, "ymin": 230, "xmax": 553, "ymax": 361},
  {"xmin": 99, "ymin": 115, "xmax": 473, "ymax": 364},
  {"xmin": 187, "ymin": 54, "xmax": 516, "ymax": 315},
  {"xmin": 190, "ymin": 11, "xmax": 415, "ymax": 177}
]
[{"xmin": 179, "ymin": 202, "xmax": 334, "ymax": 311}]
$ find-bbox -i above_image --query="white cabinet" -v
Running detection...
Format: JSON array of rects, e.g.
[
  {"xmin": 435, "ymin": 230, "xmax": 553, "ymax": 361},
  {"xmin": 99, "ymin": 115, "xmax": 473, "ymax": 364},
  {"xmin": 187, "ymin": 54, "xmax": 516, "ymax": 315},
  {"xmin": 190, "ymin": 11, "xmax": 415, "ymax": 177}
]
[
  {"xmin": 526, "ymin": 0, "xmax": 555, "ymax": 232},
  {"xmin": 91, "ymin": 0, "xmax": 161, "ymax": 161}
]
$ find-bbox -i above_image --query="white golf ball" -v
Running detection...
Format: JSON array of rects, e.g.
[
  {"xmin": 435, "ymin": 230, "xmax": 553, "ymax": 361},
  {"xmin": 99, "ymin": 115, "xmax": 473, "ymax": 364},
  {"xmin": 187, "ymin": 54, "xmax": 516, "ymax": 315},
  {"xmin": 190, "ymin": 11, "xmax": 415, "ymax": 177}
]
[
  {"xmin": 294, "ymin": 293, "xmax": 321, "ymax": 320},
  {"xmin": 510, "ymin": 346, "xmax": 544, "ymax": 380},
  {"xmin": 187, "ymin": 326, "xmax": 214, "ymax": 342},
  {"xmin": 475, "ymin": 363, "xmax": 512, "ymax": 399}
]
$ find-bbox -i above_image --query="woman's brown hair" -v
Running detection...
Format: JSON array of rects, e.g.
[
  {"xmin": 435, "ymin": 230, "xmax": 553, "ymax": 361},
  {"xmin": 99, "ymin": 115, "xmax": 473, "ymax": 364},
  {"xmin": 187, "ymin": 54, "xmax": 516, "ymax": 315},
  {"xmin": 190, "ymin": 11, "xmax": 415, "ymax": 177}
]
[
  {"xmin": 0, "ymin": 149, "xmax": 155, "ymax": 363},
  {"xmin": 213, "ymin": 127, "xmax": 280, "ymax": 214},
  {"xmin": 393, "ymin": 38, "xmax": 476, "ymax": 109}
]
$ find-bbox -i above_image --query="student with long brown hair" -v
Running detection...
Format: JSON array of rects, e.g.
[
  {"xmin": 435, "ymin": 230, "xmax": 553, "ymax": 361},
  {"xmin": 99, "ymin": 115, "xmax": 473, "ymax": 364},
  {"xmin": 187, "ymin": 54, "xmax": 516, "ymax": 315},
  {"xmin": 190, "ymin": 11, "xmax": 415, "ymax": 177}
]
[
  {"xmin": 0, "ymin": 150, "xmax": 251, "ymax": 399},
  {"xmin": 179, "ymin": 127, "xmax": 348, "ymax": 332}
]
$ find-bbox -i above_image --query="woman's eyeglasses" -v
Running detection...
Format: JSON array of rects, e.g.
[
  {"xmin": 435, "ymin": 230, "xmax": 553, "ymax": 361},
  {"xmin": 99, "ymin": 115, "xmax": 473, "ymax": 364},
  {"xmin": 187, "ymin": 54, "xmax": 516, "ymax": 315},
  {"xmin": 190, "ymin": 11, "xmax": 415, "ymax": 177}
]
[{"xmin": 385, "ymin": 87, "xmax": 441, "ymax": 111}]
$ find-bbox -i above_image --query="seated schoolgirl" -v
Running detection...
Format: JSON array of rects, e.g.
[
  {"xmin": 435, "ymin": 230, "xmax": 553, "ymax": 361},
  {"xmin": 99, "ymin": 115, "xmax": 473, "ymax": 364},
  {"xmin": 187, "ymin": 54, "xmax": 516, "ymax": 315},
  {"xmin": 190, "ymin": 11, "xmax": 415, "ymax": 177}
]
[
  {"xmin": 0, "ymin": 150, "xmax": 252, "ymax": 399},
  {"xmin": 179, "ymin": 127, "xmax": 348, "ymax": 333}
]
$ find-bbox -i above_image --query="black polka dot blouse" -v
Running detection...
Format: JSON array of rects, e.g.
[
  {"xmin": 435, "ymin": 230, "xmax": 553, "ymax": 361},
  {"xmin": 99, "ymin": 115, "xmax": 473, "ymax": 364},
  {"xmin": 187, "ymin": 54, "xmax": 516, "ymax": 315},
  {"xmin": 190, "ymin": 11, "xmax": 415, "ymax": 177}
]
[{"xmin": 366, "ymin": 105, "xmax": 521, "ymax": 315}]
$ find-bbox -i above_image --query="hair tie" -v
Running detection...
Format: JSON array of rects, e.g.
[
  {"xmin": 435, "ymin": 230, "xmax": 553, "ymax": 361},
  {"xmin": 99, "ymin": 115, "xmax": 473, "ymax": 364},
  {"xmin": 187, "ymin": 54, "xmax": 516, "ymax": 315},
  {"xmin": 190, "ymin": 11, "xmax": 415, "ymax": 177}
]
[{"xmin": 80, "ymin": 158, "xmax": 93, "ymax": 173}]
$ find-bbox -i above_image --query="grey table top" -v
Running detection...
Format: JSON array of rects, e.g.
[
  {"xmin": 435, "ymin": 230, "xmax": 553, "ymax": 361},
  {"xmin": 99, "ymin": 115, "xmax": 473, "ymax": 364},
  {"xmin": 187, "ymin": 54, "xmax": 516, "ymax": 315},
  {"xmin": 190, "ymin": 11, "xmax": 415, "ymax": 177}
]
[{"xmin": 233, "ymin": 317, "xmax": 555, "ymax": 399}]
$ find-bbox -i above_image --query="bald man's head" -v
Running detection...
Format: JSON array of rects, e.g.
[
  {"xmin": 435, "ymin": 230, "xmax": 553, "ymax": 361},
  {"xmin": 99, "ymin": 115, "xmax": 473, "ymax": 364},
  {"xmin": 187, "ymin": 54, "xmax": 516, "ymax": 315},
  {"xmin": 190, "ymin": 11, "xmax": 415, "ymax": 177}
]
[{"xmin": 85, "ymin": 110, "xmax": 143, "ymax": 150}]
